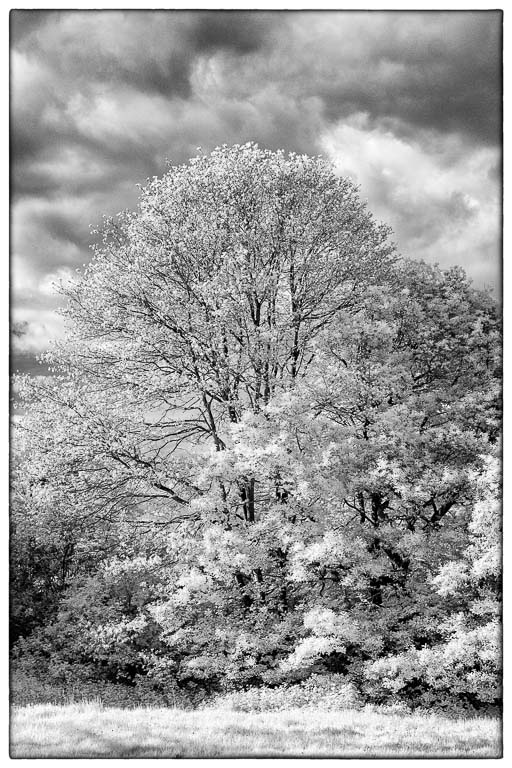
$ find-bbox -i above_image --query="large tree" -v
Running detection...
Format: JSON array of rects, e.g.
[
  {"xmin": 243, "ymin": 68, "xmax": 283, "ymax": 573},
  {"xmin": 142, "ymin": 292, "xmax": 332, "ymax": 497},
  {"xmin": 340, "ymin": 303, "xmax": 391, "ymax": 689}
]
[{"xmin": 12, "ymin": 144, "xmax": 501, "ymax": 708}]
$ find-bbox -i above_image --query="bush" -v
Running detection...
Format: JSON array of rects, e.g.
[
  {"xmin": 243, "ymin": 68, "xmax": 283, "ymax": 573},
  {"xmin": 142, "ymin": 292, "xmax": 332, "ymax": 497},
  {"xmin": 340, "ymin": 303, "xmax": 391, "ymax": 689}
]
[
  {"xmin": 210, "ymin": 674, "xmax": 363, "ymax": 712},
  {"xmin": 10, "ymin": 667, "xmax": 195, "ymax": 709}
]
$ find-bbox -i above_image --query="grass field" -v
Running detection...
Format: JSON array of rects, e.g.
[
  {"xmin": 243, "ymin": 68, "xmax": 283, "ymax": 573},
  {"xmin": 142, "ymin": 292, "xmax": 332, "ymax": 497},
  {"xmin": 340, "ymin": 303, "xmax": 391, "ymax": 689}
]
[{"xmin": 10, "ymin": 702, "xmax": 502, "ymax": 758}]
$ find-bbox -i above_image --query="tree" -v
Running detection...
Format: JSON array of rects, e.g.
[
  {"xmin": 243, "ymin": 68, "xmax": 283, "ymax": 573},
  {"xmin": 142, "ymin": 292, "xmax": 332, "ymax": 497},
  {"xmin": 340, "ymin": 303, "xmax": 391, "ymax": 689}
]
[
  {"xmin": 368, "ymin": 448, "xmax": 501, "ymax": 710},
  {"xmin": 12, "ymin": 144, "xmax": 501, "ymax": 708}
]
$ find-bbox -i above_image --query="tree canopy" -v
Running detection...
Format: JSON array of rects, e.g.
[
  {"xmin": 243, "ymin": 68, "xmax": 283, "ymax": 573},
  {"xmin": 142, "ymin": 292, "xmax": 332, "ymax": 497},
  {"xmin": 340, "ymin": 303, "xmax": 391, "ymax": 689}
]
[{"xmin": 12, "ymin": 144, "xmax": 501, "ymax": 711}]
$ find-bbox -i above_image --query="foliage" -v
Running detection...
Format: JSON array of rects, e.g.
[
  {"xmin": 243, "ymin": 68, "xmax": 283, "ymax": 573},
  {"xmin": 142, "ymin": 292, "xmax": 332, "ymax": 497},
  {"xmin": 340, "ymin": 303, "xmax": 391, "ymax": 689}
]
[
  {"xmin": 209, "ymin": 674, "xmax": 362, "ymax": 711},
  {"xmin": 10, "ymin": 669, "xmax": 175, "ymax": 709},
  {"xmin": 366, "ymin": 451, "xmax": 501, "ymax": 710},
  {"xmin": 11, "ymin": 144, "xmax": 501, "ymax": 711}
]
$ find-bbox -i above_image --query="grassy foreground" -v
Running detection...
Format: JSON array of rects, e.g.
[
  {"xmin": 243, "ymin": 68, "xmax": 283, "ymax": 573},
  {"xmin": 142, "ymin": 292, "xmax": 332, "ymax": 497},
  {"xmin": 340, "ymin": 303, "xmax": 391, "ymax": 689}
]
[{"xmin": 10, "ymin": 702, "xmax": 501, "ymax": 758}]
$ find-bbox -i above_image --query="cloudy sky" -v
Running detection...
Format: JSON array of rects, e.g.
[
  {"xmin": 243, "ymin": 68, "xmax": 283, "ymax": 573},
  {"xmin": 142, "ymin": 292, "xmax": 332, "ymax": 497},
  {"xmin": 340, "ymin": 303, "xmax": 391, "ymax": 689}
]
[{"xmin": 11, "ymin": 9, "xmax": 502, "ymax": 375}]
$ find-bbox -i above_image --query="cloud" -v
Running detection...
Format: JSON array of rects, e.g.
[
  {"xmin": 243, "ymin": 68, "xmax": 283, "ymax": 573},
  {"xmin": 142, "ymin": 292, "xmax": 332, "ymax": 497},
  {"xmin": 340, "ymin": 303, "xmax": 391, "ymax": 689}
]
[
  {"xmin": 321, "ymin": 116, "xmax": 501, "ymax": 287},
  {"xmin": 185, "ymin": 11, "xmax": 280, "ymax": 56},
  {"xmin": 9, "ymin": 9, "xmax": 60, "ymax": 43},
  {"xmin": 11, "ymin": 11, "xmax": 279, "ymax": 100},
  {"xmin": 10, "ymin": 10, "xmax": 502, "ymax": 358},
  {"xmin": 11, "ymin": 307, "xmax": 66, "ymax": 355},
  {"xmin": 202, "ymin": 11, "xmax": 502, "ymax": 145}
]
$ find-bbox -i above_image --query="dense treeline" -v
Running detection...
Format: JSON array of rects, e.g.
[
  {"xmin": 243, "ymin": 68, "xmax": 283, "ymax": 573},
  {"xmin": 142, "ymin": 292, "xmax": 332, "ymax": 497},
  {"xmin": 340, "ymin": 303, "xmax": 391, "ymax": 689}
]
[{"xmin": 11, "ymin": 145, "xmax": 501, "ymax": 711}]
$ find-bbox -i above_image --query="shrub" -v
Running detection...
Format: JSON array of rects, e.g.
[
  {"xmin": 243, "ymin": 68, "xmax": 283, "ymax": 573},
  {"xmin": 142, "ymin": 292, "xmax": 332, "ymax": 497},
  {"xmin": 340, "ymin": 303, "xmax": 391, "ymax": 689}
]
[
  {"xmin": 10, "ymin": 667, "xmax": 195, "ymax": 709},
  {"xmin": 210, "ymin": 674, "xmax": 363, "ymax": 712}
]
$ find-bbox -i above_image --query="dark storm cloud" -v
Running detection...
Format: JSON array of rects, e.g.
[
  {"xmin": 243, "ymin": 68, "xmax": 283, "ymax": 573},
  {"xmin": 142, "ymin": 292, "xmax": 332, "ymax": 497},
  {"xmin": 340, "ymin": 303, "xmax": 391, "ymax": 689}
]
[
  {"xmin": 10, "ymin": 10, "xmax": 283, "ymax": 203},
  {"xmin": 11, "ymin": 10, "xmax": 501, "ymax": 194},
  {"xmin": 12, "ymin": 12, "xmax": 192, "ymax": 100},
  {"xmin": 11, "ymin": 11, "xmax": 278, "ymax": 100},
  {"xmin": 187, "ymin": 11, "xmax": 278, "ymax": 55},
  {"xmin": 9, "ymin": 9, "xmax": 60, "ymax": 43},
  {"xmin": 317, "ymin": 12, "xmax": 502, "ymax": 145},
  {"xmin": 37, "ymin": 209, "xmax": 91, "ymax": 249},
  {"xmin": 209, "ymin": 11, "xmax": 501, "ymax": 147}
]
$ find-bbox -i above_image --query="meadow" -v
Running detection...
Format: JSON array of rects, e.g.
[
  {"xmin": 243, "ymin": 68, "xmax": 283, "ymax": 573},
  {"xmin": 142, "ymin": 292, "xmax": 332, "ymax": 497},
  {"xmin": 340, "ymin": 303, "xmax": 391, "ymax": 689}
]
[{"xmin": 10, "ymin": 702, "xmax": 502, "ymax": 758}]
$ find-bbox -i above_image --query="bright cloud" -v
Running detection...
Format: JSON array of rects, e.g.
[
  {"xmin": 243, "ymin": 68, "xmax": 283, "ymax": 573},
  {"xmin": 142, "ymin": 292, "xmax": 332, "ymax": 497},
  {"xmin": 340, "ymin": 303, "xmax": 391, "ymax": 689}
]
[{"xmin": 321, "ymin": 117, "xmax": 500, "ymax": 287}]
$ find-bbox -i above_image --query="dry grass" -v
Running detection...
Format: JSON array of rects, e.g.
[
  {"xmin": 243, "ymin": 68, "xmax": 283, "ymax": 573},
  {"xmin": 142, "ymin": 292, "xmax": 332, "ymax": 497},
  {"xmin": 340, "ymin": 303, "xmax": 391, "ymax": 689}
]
[{"xmin": 10, "ymin": 702, "xmax": 502, "ymax": 758}]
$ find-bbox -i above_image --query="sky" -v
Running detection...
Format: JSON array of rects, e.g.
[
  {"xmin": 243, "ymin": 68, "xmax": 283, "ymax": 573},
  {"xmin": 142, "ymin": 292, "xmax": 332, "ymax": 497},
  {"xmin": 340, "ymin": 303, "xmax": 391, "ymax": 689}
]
[{"xmin": 10, "ymin": 9, "xmax": 502, "ymax": 375}]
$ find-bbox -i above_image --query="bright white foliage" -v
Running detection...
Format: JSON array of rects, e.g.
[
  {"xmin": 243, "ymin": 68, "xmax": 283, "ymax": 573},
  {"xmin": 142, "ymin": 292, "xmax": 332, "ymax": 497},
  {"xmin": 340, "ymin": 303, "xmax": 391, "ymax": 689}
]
[{"xmin": 12, "ymin": 145, "xmax": 501, "ymax": 709}]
